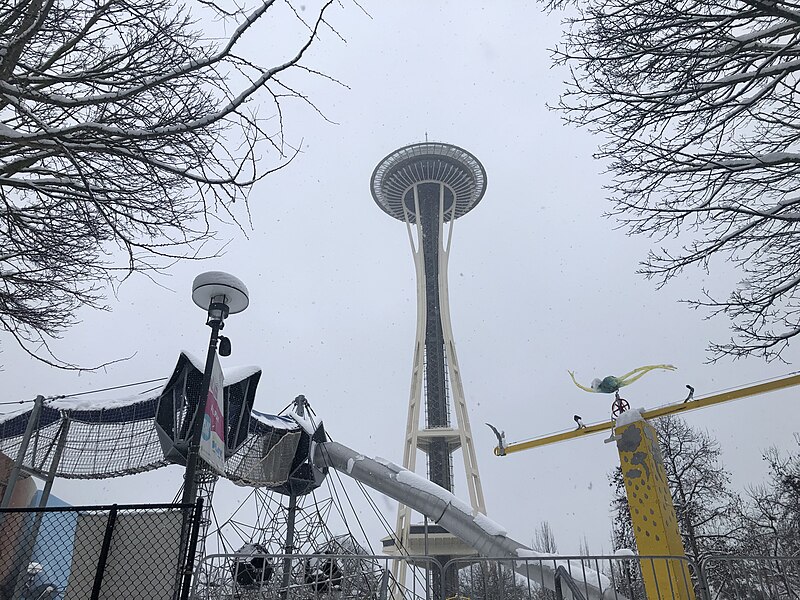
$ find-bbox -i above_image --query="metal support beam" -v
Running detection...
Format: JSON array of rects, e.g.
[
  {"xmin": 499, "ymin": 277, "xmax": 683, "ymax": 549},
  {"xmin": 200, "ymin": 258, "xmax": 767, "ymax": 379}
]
[
  {"xmin": 1, "ymin": 395, "xmax": 44, "ymax": 508},
  {"xmin": 38, "ymin": 416, "xmax": 71, "ymax": 508},
  {"xmin": 497, "ymin": 373, "xmax": 800, "ymax": 455},
  {"xmin": 280, "ymin": 493, "xmax": 298, "ymax": 600},
  {"xmin": 91, "ymin": 504, "xmax": 118, "ymax": 600},
  {"xmin": 180, "ymin": 320, "xmax": 221, "ymax": 506}
]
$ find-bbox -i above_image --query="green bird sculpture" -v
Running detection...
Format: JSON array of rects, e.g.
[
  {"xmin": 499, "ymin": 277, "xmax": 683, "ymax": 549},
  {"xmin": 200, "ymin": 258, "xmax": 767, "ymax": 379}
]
[{"xmin": 569, "ymin": 364, "xmax": 676, "ymax": 394}]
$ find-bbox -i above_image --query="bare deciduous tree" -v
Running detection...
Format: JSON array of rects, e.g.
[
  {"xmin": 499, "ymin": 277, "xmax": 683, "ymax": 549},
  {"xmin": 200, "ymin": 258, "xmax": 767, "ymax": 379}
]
[
  {"xmin": 550, "ymin": 0, "xmax": 800, "ymax": 360},
  {"xmin": 0, "ymin": 0, "xmax": 342, "ymax": 367},
  {"xmin": 530, "ymin": 522, "xmax": 558, "ymax": 600},
  {"xmin": 740, "ymin": 436, "xmax": 800, "ymax": 556},
  {"xmin": 531, "ymin": 521, "xmax": 558, "ymax": 555}
]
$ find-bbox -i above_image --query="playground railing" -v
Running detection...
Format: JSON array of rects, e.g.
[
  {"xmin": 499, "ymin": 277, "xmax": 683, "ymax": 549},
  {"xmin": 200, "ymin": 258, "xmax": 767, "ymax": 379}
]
[
  {"xmin": 443, "ymin": 555, "xmax": 701, "ymax": 600},
  {"xmin": 700, "ymin": 555, "xmax": 800, "ymax": 600},
  {"xmin": 193, "ymin": 552, "xmax": 443, "ymax": 600},
  {"xmin": 187, "ymin": 553, "xmax": 800, "ymax": 600}
]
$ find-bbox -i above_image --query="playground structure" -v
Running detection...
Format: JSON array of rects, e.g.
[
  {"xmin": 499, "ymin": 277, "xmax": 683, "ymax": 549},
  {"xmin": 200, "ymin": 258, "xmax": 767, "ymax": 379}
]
[
  {"xmin": 0, "ymin": 349, "xmax": 616, "ymax": 600},
  {"xmin": 492, "ymin": 372, "xmax": 800, "ymax": 600},
  {"xmin": 3, "ymin": 367, "xmax": 797, "ymax": 600}
]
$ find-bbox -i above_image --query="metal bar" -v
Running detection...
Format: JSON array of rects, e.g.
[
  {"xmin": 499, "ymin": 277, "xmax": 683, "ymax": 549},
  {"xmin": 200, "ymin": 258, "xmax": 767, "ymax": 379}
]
[
  {"xmin": 0, "ymin": 502, "xmax": 195, "ymax": 514},
  {"xmin": 606, "ymin": 558, "xmax": 620, "ymax": 600},
  {"xmin": 499, "ymin": 420, "xmax": 620, "ymax": 455},
  {"xmin": 180, "ymin": 319, "xmax": 221, "ymax": 506},
  {"xmin": 468, "ymin": 560, "xmax": 477, "ymax": 600},
  {"xmin": 37, "ymin": 417, "xmax": 71, "ymax": 508},
  {"xmin": 499, "ymin": 373, "xmax": 800, "ymax": 454},
  {"xmin": 1, "ymin": 396, "xmax": 50, "ymax": 598},
  {"xmin": 695, "ymin": 558, "xmax": 712, "ymax": 600},
  {"xmin": 174, "ymin": 319, "xmax": 221, "ymax": 600},
  {"xmin": 91, "ymin": 504, "xmax": 118, "ymax": 600},
  {"xmin": 755, "ymin": 559, "xmax": 770, "ymax": 599},
  {"xmin": 179, "ymin": 498, "xmax": 204, "ymax": 600},
  {"xmin": 379, "ymin": 568, "xmax": 390, "ymax": 600},
  {"xmin": 280, "ymin": 492, "xmax": 298, "ymax": 600},
  {"xmin": 1, "ymin": 395, "xmax": 44, "ymax": 508},
  {"xmin": 555, "ymin": 565, "xmax": 587, "ymax": 600},
  {"xmin": 650, "ymin": 558, "xmax": 664, "ymax": 600}
]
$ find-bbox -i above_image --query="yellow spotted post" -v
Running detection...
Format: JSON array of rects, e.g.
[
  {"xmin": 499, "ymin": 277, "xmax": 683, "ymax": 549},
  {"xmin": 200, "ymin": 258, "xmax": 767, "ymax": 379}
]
[{"xmin": 615, "ymin": 416, "xmax": 695, "ymax": 600}]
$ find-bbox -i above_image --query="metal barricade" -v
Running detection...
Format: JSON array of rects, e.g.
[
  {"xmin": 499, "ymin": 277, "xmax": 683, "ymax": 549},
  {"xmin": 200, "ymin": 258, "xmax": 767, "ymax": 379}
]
[
  {"xmin": 700, "ymin": 555, "xmax": 800, "ymax": 600},
  {"xmin": 193, "ymin": 553, "xmax": 444, "ymax": 600},
  {"xmin": 443, "ymin": 555, "xmax": 702, "ymax": 600}
]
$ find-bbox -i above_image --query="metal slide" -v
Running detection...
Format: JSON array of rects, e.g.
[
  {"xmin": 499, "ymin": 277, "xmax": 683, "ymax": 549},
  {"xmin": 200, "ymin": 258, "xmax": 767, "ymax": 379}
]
[{"xmin": 313, "ymin": 441, "xmax": 620, "ymax": 600}]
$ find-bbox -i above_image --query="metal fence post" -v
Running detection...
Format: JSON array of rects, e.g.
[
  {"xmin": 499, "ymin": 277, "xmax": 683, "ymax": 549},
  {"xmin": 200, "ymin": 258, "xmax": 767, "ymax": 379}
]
[
  {"xmin": 91, "ymin": 504, "xmax": 118, "ymax": 600},
  {"xmin": 379, "ymin": 567, "xmax": 390, "ymax": 600},
  {"xmin": 180, "ymin": 498, "xmax": 204, "ymax": 600},
  {"xmin": 695, "ymin": 558, "xmax": 711, "ymax": 600}
]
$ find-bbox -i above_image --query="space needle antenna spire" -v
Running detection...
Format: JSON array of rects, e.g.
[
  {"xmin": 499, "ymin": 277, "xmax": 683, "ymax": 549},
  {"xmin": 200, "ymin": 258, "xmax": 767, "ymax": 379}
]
[{"xmin": 370, "ymin": 142, "xmax": 488, "ymax": 596}]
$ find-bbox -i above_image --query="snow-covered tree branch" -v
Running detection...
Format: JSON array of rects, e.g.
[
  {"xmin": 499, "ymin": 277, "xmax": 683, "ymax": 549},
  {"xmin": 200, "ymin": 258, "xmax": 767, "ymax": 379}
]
[
  {"xmin": 551, "ymin": 0, "xmax": 800, "ymax": 361},
  {"xmin": 0, "ymin": 0, "xmax": 342, "ymax": 368}
]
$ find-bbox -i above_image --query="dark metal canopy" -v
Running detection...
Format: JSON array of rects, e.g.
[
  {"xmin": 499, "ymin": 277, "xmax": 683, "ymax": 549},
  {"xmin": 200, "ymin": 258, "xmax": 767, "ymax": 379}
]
[{"xmin": 0, "ymin": 354, "xmax": 325, "ymax": 496}]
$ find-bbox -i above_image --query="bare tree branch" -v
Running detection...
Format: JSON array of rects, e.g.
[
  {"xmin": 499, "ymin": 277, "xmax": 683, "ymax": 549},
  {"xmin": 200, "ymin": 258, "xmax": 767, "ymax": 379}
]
[
  {"xmin": 551, "ymin": 0, "xmax": 800, "ymax": 361},
  {"xmin": 0, "ymin": 0, "xmax": 342, "ymax": 368}
]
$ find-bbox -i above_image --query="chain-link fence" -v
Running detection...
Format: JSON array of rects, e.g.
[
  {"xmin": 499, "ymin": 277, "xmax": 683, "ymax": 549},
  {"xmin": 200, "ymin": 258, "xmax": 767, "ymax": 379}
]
[
  {"xmin": 194, "ymin": 553, "xmax": 442, "ymax": 600},
  {"xmin": 0, "ymin": 502, "xmax": 202, "ymax": 600}
]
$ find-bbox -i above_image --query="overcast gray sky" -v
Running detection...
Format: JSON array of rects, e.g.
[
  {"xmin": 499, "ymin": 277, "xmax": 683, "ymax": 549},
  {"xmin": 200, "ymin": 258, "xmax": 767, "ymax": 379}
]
[{"xmin": 2, "ymin": 1, "xmax": 798, "ymax": 556}]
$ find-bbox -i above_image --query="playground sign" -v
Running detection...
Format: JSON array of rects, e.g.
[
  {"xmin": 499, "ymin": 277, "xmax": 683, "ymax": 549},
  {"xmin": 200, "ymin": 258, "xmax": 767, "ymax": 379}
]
[{"xmin": 199, "ymin": 353, "xmax": 225, "ymax": 473}]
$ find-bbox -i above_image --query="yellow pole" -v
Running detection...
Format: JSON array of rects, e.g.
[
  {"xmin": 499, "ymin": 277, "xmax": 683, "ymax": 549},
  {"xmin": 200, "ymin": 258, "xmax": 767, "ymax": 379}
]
[{"xmin": 615, "ymin": 416, "xmax": 695, "ymax": 600}]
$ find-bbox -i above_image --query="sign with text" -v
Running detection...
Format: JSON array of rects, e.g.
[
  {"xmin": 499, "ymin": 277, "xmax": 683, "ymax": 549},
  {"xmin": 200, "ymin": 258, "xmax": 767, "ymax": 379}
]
[{"xmin": 199, "ymin": 353, "xmax": 225, "ymax": 474}]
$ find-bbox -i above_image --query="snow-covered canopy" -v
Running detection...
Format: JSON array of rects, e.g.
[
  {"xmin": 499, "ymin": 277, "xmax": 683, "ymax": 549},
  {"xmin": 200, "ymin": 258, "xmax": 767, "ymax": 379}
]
[{"xmin": 0, "ymin": 353, "xmax": 303, "ymax": 487}]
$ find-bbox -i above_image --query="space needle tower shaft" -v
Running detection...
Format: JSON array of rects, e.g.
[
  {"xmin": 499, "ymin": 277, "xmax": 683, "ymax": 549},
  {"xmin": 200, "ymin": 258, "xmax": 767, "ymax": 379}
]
[{"xmin": 371, "ymin": 142, "xmax": 488, "ymax": 588}]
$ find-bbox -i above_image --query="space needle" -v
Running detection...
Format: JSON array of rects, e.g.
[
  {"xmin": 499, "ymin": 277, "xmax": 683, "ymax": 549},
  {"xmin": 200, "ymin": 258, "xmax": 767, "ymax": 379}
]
[{"xmin": 370, "ymin": 142, "xmax": 488, "ymax": 593}]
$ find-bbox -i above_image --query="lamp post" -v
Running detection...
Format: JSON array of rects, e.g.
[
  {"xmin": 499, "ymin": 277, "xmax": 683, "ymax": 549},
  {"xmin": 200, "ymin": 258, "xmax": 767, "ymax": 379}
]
[{"xmin": 180, "ymin": 271, "xmax": 249, "ymax": 506}]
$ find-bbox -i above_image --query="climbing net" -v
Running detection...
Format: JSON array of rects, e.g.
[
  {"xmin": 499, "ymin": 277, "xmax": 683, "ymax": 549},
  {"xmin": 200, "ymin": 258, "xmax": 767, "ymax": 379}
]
[
  {"xmin": 194, "ymin": 488, "xmax": 389, "ymax": 600},
  {"xmin": 0, "ymin": 398, "xmax": 168, "ymax": 479}
]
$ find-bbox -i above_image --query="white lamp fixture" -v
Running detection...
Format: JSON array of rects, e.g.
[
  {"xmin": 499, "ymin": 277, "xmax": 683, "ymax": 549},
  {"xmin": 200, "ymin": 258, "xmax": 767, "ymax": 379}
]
[{"xmin": 192, "ymin": 271, "xmax": 249, "ymax": 323}]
